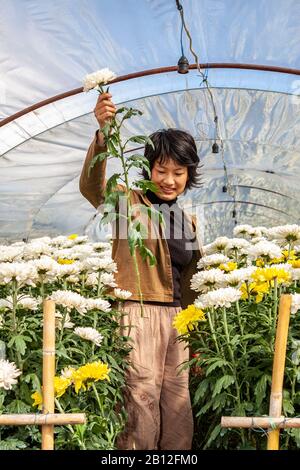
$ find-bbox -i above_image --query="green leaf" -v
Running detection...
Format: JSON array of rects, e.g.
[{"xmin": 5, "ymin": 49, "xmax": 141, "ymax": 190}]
[
  {"xmin": 193, "ymin": 378, "xmax": 210, "ymax": 404},
  {"xmin": 0, "ymin": 438, "xmax": 27, "ymax": 450},
  {"xmin": 254, "ymin": 374, "xmax": 270, "ymax": 407},
  {"xmin": 134, "ymin": 179, "xmax": 159, "ymax": 193},
  {"xmin": 8, "ymin": 335, "xmax": 27, "ymax": 355},
  {"xmin": 106, "ymin": 140, "xmax": 119, "ymax": 156},
  {"xmin": 88, "ymin": 152, "xmax": 110, "ymax": 176},
  {"xmin": 126, "ymin": 135, "xmax": 149, "ymax": 145},
  {"xmin": 212, "ymin": 375, "xmax": 235, "ymax": 397},
  {"xmin": 205, "ymin": 358, "xmax": 228, "ymax": 376},
  {"xmin": 138, "ymin": 245, "xmax": 157, "ymax": 266},
  {"xmin": 101, "ymin": 122, "xmax": 111, "ymax": 139},
  {"xmin": 204, "ymin": 424, "xmax": 222, "ymax": 449},
  {"xmin": 127, "ymin": 160, "xmax": 151, "ymax": 177},
  {"xmin": 100, "ymin": 212, "xmax": 120, "ymax": 226},
  {"xmin": 106, "ymin": 173, "xmax": 121, "ymax": 194}
]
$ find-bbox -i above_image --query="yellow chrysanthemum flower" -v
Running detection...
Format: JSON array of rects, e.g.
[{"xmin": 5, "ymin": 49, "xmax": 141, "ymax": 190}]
[
  {"xmin": 68, "ymin": 234, "xmax": 78, "ymax": 240},
  {"xmin": 31, "ymin": 391, "xmax": 43, "ymax": 410},
  {"xmin": 173, "ymin": 304, "xmax": 206, "ymax": 335},
  {"xmin": 255, "ymin": 258, "xmax": 265, "ymax": 267},
  {"xmin": 71, "ymin": 362, "xmax": 110, "ymax": 393},
  {"xmin": 282, "ymin": 250, "xmax": 296, "ymax": 261},
  {"xmin": 289, "ymin": 259, "xmax": 300, "ymax": 268},
  {"xmin": 251, "ymin": 267, "xmax": 291, "ymax": 285},
  {"xmin": 269, "ymin": 257, "xmax": 284, "ymax": 265},
  {"xmin": 219, "ymin": 261, "xmax": 237, "ymax": 272},
  {"xmin": 57, "ymin": 258, "xmax": 75, "ymax": 265},
  {"xmin": 54, "ymin": 376, "xmax": 71, "ymax": 398},
  {"xmin": 240, "ymin": 282, "xmax": 270, "ymax": 303}
]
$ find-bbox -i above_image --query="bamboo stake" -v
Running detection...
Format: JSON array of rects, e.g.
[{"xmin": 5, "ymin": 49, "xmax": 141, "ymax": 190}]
[
  {"xmin": 0, "ymin": 414, "xmax": 86, "ymax": 425},
  {"xmin": 222, "ymin": 416, "xmax": 300, "ymax": 429},
  {"xmin": 42, "ymin": 300, "xmax": 56, "ymax": 450},
  {"xmin": 267, "ymin": 294, "xmax": 291, "ymax": 450}
]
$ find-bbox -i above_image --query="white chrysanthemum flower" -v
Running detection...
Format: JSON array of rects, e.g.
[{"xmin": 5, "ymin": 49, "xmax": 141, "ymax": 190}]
[
  {"xmin": 86, "ymin": 272, "xmax": 99, "ymax": 287},
  {"xmin": 30, "ymin": 256, "xmax": 57, "ymax": 273},
  {"xmin": 83, "ymin": 68, "xmax": 117, "ymax": 92},
  {"xmin": 195, "ymin": 287, "xmax": 242, "ymax": 309},
  {"xmin": 22, "ymin": 242, "xmax": 52, "ymax": 260},
  {"xmin": 100, "ymin": 272, "xmax": 117, "ymax": 287},
  {"xmin": 225, "ymin": 238, "xmax": 251, "ymax": 254},
  {"xmin": 245, "ymin": 241, "xmax": 282, "ymax": 260},
  {"xmin": 50, "ymin": 290, "xmax": 88, "ymax": 315},
  {"xmin": 65, "ymin": 275, "xmax": 80, "ymax": 284},
  {"xmin": 251, "ymin": 237, "xmax": 267, "ymax": 244},
  {"xmin": 86, "ymin": 298, "xmax": 112, "ymax": 312},
  {"xmin": 71, "ymin": 236, "xmax": 89, "ymax": 245},
  {"xmin": 0, "ymin": 359, "xmax": 22, "ymax": 390},
  {"xmin": 60, "ymin": 366, "xmax": 75, "ymax": 380},
  {"xmin": 197, "ymin": 254, "xmax": 230, "ymax": 269},
  {"xmin": 0, "ymin": 298, "xmax": 10, "ymax": 309},
  {"xmin": 224, "ymin": 267, "xmax": 257, "ymax": 287},
  {"xmin": 291, "ymin": 293, "xmax": 300, "ymax": 314},
  {"xmin": 202, "ymin": 243, "xmax": 215, "ymax": 256},
  {"xmin": 203, "ymin": 237, "xmax": 230, "ymax": 255},
  {"xmin": 55, "ymin": 263, "xmax": 83, "ymax": 278},
  {"xmin": 0, "ymin": 246, "xmax": 24, "ymax": 262},
  {"xmin": 294, "ymin": 245, "xmax": 300, "ymax": 255},
  {"xmin": 0, "ymin": 262, "xmax": 38, "ymax": 286},
  {"xmin": 55, "ymin": 311, "xmax": 74, "ymax": 330},
  {"xmin": 234, "ymin": 225, "xmax": 262, "ymax": 238},
  {"xmin": 74, "ymin": 327, "xmax": 103, "ymax": 346},
  {"xmin": 213, "ymin": 237, "xmax": 231, "ymax": 250},
  {"xmin": 1, "ymin": 294, "xmax": 41, "ymax": 311},
  {"xmin": 29, "ymin": 257, "xmax": 58, "ymax": 282},
  {"xmin": 93, "ymin": 242, "xmax": 112, "ymax": 252},
  {"xmin": 50, "ymin": 236, "xmax": 72, "ymax": 248},
  {"xmin": 17, "ymin": 295, "xmax": 41, "ymax": 310},
  {"xmin": 190, "ymin": 269, "xmax": 225, "ymax": 293},
  {"xmin": 267, "ymin": 225, "xmax": 300, "ymax": 243},
  {"xmin": 81, "ymin": 257, "xmax": 117, "ymax": 273},
  {"xmin": 113, "ymin": 288, "xmax": 132, "ymax": 300},
  {"xmin": 290, "ymin": 268, "xmax": 300, "ymax": 281}
]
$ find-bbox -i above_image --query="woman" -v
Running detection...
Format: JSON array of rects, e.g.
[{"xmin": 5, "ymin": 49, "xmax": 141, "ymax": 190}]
[{"xmin": 80, "ymin": 92, "xmax": 203, "ymax": 450}]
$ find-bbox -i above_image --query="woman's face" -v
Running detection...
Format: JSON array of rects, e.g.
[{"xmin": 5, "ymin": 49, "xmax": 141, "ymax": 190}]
[{"xmin": 151, "ymin": 157, "xmax": 188, "ymax": 201}]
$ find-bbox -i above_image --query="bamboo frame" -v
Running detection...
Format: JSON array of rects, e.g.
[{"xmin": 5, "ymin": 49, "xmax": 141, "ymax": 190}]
[
  {"xmin": 0, "ymin": 414, "xmax": 85, "ymax": 425},
  {"xmin": 1, "ymin": 300, "xmax": 86, "ymax": 449},
  {"xmin": 221, "ymin": 294, "xmax": 293, "ymax": 450},
  {"xmin": 221, "ymin": 416, "xmax": 300, "ymax": 429},
  {"xmin": 267, "ymin": 294, "xmax": 291, "ymax": 450},
  {"xmin": 41, "ymin": 299, "xmax": 56, "ymax": 450}
]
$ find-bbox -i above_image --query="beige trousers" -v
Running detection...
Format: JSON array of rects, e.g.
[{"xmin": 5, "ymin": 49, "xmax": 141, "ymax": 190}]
[{"xmin": 116, "ymin": 301, "xmax": 193, "ymax": 450}]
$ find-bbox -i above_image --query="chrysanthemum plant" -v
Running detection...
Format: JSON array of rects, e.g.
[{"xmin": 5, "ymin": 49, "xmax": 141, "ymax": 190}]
[
  {"xmin": 84, "ymin": 69, "xmax": 163, "ymax": 311},
  {"xmin": 173, "ymin": 224, "xmax": 300, "ymax": 449},
  {"xmin": 0, "ymin": 236, "xmax": 132, "ymax": 449}
]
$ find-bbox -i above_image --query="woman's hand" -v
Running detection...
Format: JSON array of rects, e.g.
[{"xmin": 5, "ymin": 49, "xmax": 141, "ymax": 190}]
[{"xmin": 94, "ymin": 92, "xmax": 117, "ymax": 146}]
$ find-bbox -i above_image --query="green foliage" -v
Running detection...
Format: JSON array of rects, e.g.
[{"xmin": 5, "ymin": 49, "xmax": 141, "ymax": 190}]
[
  {"xmin": 0, "ymin": 241, "xmax": 132, "ymax": 450},
  {"xmin": 187, "ymin": 292, "xmax": 300, "ymax": 450}
]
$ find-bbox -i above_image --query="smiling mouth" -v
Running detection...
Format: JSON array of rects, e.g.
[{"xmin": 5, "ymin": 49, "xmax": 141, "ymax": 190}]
[{"xmin": 161, "ymin": 187, "xmax": 175, "ymax": 193}]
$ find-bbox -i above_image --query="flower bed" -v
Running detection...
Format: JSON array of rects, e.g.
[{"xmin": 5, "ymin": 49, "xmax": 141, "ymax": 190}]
[
  {"xmin": 174, "ymin": 224, "xmax": 300, "ymax": 449},
  {"xmin": 0, "ymin": 235, "xmax": 131, "ymax": 450}
]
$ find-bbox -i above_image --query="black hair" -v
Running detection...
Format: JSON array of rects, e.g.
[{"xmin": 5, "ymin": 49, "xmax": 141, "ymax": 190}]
[{"xmin": 142, "ymin": 128, "xmax": 202, "ymax": 190}]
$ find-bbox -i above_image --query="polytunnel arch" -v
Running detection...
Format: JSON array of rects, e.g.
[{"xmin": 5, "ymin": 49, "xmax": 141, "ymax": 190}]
[{"xmin": 1, "ymin": 68, "xmax": 300, "ymax": 243}]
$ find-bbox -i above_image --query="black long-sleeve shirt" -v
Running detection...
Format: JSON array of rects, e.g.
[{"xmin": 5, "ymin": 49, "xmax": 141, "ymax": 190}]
[{"xmin": 145, "ymin": 190, "xmax": 195, "ymax": 306}]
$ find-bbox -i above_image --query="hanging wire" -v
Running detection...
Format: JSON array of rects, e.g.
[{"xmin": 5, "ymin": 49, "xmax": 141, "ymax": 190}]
[{"xmin": 175, "ymin": 0, "xmax": 238, "ymax": 224}]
